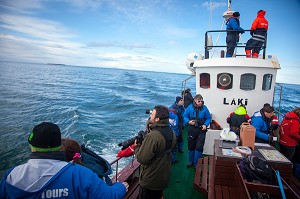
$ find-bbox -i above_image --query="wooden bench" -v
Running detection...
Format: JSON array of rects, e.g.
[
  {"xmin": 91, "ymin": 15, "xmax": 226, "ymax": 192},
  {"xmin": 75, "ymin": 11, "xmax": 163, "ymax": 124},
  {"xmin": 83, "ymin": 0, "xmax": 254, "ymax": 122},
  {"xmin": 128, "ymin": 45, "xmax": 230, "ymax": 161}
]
[
  {"xmin": 193, "ymin": 156, "xmax": 215, "ymax": 196},
  {"xmin": 194, "ymin": 156, "xmax": 300, "ymax": 198},
  {"xmin": 194, "ymin": 156, "xmax": 247, "ymax": 198}
]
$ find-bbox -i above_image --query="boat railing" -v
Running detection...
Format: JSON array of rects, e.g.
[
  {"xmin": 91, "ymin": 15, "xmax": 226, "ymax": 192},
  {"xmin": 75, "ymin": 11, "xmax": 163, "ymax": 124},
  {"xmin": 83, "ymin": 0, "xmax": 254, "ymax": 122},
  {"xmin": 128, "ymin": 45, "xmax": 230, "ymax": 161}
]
[
  {"xmin": 204, "ymin": 30, "xmax": 267, "ymax": 59},
  {"xmin": 110, "ymin": 155, "xmax": 136, "ymax": 182},
  {"xmin": 181, "ymin": 75, "xmax": 195, "ymax": 96},
  {"xmin": 274, "ymin": 83, "xmax": 284, "ymax": 121}
]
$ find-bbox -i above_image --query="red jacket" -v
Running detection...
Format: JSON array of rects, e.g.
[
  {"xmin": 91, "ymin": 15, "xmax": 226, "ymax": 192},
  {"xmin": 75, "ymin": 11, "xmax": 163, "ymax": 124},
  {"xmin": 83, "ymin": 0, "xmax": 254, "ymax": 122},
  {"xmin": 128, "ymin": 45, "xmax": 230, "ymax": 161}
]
[
  {"xmin": 279, "ymin": 111, "xmax": 300, "ymax": 146},
  {"xmin": 251, "ymin": 10, "xmax": 268, "ymax": 31}
]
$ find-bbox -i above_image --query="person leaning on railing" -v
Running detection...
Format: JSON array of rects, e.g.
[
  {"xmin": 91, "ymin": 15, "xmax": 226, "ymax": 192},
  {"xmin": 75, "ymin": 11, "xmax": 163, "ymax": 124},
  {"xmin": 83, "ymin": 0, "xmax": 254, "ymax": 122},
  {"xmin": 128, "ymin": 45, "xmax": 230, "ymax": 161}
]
[
  {"xmin": 225, "ymin": 11, "xmax": 245, "ymax": 58},
  {"xmin": 245, "ymin": 10, "xmax": 268, "ymax": 58}
]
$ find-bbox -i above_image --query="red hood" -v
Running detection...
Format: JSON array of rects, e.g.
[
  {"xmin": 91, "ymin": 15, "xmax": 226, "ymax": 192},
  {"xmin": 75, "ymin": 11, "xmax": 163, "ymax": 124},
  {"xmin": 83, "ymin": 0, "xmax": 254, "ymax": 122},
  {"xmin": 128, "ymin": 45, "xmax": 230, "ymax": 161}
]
[
  {"xmin": 257, "ymin": 10, "xmax": 266, "ymax": 17},
  {"xmin": 284, "ymin": 111, "xmax": 299, "ymax": 120}
]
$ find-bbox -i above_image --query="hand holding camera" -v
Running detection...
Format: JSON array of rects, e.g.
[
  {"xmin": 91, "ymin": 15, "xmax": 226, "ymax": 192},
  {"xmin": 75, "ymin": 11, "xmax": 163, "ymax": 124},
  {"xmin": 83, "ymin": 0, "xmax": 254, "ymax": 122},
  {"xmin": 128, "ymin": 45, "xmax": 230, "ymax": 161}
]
[
  {"xmin": 118, "ymin": 130, "xmax": 147, "ymax": 150},
  {"xmin": 188, "ymin": 120, "xmax": 196, "ymax": 125}
]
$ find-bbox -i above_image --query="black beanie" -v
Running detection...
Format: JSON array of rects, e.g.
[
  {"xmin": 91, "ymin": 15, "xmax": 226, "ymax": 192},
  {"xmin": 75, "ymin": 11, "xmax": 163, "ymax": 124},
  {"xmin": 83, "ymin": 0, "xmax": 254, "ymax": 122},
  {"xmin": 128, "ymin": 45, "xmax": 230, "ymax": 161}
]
[
  {"xmin": 176, "ymin": 96, "xmax": 183, "ymax": 103},
  {"xmin": 233, "ymin": 12, "xmax": 240, "ymax": 17},
  {"xmin": 28, "ymin": 122, "xmax": 61, "ymax": 152}
]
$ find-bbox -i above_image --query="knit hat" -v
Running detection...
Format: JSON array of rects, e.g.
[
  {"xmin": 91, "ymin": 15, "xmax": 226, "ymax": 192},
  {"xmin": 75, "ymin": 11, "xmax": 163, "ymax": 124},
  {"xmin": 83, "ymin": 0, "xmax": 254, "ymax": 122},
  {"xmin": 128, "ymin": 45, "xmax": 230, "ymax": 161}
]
[
  {"xmin": 233, "ymin": 12, "xmax": 240, "ymax": 17},
  {"xmin": 176, "ymin": 96, "xmax": 183, "ymax": 103},
  {"xmin": 28, "ymin": 122, "xmax": 61, "ymax": 152}
]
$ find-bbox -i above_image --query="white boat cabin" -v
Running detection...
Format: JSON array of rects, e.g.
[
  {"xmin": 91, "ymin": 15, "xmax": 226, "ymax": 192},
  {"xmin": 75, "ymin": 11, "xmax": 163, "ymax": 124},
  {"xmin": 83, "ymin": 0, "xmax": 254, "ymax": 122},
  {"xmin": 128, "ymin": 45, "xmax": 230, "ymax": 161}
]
[{"xmin": 185, "ymin": 31, "xmax": 280, "ymax": 155}]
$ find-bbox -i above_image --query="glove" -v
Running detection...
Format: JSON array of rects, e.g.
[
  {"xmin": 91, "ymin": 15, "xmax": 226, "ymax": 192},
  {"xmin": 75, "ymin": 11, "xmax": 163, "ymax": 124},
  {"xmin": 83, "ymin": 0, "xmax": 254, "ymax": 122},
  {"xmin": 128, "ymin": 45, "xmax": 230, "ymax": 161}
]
[{"xmin": 268, "ymin": 135, "xmax": 273, "ymax": 142}]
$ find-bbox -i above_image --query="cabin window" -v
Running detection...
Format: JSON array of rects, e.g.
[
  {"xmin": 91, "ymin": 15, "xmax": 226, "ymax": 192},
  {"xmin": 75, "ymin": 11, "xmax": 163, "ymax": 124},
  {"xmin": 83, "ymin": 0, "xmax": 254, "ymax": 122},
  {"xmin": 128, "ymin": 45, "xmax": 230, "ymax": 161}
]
[
  {"xmin": 217, "ymin": 73, "xmax": 232, "ymax": 90},
  {"xmin": 200, "ymin": 73, "xmax": 210, "ymax": 88},
  {"xmin": 262, "ymin": 74, "xmax": 273, "ymax": 91},
  {"xmin": 240, "ymin": 73, "xmax": 256, "ymax": 90}
]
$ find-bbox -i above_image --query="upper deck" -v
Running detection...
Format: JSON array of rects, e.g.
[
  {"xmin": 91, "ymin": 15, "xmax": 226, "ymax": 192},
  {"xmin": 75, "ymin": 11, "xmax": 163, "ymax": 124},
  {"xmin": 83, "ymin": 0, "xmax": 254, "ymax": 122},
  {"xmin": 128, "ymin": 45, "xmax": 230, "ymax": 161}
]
[{"xmin": 186, "ymin": 30, "xmax": 280, "ymax": 130}]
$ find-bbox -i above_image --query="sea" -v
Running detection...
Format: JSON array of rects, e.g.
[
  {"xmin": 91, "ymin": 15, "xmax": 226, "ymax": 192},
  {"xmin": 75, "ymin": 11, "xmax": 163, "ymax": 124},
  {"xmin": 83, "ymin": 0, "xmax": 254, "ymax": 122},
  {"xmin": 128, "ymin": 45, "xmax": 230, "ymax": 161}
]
[{"xmin": 0, "ymin": 61, "xmax": 299, "ymax": 178}]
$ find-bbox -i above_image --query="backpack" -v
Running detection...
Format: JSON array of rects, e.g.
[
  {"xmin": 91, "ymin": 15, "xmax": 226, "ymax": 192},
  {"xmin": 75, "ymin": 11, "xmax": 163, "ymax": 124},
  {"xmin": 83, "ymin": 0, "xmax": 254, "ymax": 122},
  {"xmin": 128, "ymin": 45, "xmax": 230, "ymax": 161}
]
[
  {"xmin": 81, "ymin": 145, "xmax": 113, "ymax": 185},
  {"xmin": 239, "ymin": 156, "xmax": 275, "ymax": 185}
]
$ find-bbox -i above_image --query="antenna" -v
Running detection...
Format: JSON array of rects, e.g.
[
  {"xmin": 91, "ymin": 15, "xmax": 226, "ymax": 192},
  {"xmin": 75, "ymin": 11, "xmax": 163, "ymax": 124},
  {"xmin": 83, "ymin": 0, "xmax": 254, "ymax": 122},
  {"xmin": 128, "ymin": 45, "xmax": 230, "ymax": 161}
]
[
  {"xmin": 224, "ymin": 0, "xmax": 234, "ymax": 20},
  {"xmin": 209, "ymin": 0, "xmax": 213, "ymax": 30},
  {"xmin": 228, "ymin": 0, "xmax": 232, "ymax": 11}
]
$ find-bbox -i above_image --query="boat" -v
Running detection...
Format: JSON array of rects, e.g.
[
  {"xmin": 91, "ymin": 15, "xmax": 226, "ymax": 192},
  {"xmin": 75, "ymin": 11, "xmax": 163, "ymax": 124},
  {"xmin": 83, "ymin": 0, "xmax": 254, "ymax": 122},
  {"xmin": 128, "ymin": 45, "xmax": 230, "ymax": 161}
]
[{"xmin": 109, "ymin": 1, "xmax": 300, "ymax": 199}]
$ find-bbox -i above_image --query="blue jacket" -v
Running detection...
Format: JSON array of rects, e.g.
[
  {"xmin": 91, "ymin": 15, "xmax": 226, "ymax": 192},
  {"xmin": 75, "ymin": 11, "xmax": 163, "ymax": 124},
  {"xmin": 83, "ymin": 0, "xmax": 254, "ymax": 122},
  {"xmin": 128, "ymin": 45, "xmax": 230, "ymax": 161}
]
[
  {"xmin": 169, "ymin": 102, "xmax": 185, "ymax": 132},
  {"xmin": 251, "ymin": 111, "xmax": 270, "ymax": 142},
  {"xmin": 169, "ymin": 111, "xmax": 179, "ymax": 136},
  {"xmin": 0, "ymin": 159, "xmax": 126, "ymax": 199},
  {"xmin": 226, "ymin": 17, "xmax": 244, "ymax": 31},
  {"xmin": 183, "ymin": 104, "xmax": 211, "ymax": 127}
]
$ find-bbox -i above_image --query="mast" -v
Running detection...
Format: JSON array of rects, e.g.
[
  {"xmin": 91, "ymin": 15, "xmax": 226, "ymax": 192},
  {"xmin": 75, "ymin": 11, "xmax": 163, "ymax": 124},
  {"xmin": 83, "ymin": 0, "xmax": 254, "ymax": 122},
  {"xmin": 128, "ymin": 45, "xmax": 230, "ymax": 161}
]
[{"xmin": 228, "ymin": 0, "xmax": 232, "ymax": 11}]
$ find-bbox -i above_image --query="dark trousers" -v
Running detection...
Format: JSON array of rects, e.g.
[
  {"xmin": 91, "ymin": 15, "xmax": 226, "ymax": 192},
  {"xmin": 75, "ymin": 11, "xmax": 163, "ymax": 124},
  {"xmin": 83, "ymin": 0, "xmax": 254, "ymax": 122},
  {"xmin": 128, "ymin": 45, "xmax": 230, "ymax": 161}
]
[
  {"xmin": 187, "ymin": 126, "xmax": 206, "ymax": 152},
  {"xmin": 245, "ymin": 38, "xmax": 264, "ymax": 54},
  {"xmin": 226, "ymin": 33, "xmax": 238, "ymax": 57},
  {"xmin": 279, "ymin": 144, "xmax": 296, "ymax": 161},
  {"xmin": 139, "ymin": 186, "xmax": 162, "ymax": 199}
]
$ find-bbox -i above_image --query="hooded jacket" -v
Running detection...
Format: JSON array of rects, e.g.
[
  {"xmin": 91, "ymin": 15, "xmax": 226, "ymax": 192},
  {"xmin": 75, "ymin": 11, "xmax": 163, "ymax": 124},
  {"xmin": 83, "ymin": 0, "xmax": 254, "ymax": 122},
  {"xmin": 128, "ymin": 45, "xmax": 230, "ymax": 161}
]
[
  {"xmin": 0, "ymin": 157, "xmax": 126, "ymax": 199},
  {"xmin": 250, "ymin": 10, "xmax": 268, "ymax": 39},
  {"xmin": 279, "ymin": 111, "xmax": 300, "ymax": 146},
  {"xmin": 134, "ymin": 119, "xmax": 176, "ymax": 191},
  {"xmin": 227, "ymin": 106, "xmax": 251, "ymax": 133},
  {"xmin": 251, "ymin": 109, "xmax": 272, "ymax": 142},
  {"xmin": 183, "ymin": 103, "xmax": 211, "ymax": 127}
]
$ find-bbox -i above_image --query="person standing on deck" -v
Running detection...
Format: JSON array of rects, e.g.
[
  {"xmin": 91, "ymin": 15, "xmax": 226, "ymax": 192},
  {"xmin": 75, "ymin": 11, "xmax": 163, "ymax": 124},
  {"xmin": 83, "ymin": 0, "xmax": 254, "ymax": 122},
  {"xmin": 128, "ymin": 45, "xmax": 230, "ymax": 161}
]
[
  {"xmin": 245, "ymin": 10, "xmax": 268, "ymax": 58},
  {"xmin": 279, "ymin": 107, "xmax": 300, "ymax": 161},
  {"xmin": 251, "ymin": 105, "xmax": 277, "ymax": 143},
  {"xmin": 226, "ymin": 104, "xmax": 251, "ymax": 135},
  {"xmin": 183, "ymin": 94, "xmax": 211, "ymax": 168},
  {"xmin": 182, "ymin": 88, "xmax": 194, "ymax": 108},
  {"xmin": 226, "ymin": 11, "xmax": 244, "ymax": 57},
  {"xmin": 134, "ymin": 105, "xmax": 176, "ymax": 199},
  {"xmin": 169, "ymin": 96, "xmax": 185, "ymax": 153},
  {"xmin": 169, "ymin": 109, "xmax": 180, "ymax": 164},
  {"xmin": 0, "ymin": 122, "xmax": 128, "ymax": 199}
]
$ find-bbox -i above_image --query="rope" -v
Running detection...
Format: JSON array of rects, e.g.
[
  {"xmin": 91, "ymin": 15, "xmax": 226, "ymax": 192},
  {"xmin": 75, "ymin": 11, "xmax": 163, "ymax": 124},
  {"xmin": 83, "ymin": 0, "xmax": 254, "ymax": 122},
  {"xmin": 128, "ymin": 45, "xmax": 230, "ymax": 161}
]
[{"xmin": 211, "ymin": 18, "xmax": 226, "ymax": 58}]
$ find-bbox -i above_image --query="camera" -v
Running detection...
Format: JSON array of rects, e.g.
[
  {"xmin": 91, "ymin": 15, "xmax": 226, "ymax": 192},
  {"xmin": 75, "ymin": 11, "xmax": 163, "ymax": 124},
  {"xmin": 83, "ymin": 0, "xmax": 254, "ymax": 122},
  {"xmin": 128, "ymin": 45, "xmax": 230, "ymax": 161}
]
[
  {"xmin": 192, "ymin": 118, "xmax": 204, "ymax": 130},
  {"xmin": 194, "ymin": 120, "xmax": 202, "ymax": 129},
  {"xmin": 145, "ymin": 109, "xmax": 152, "ymax": 114},
  {"xmin": 118, "ymin": 130, "xmax": 147, "ymax": 150}
]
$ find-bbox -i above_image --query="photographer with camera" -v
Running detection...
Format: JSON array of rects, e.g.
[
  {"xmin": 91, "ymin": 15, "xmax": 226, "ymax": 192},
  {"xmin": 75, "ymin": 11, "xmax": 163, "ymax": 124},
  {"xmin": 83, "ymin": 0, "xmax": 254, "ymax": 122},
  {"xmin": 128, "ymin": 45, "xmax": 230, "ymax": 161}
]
[
  {"xmin": 183, "ymin": 94, "xmax": 211, "ymax": 168},
  {"xmin": 134, "ymin": 105, "xmax": 176, "ymax": 199}
]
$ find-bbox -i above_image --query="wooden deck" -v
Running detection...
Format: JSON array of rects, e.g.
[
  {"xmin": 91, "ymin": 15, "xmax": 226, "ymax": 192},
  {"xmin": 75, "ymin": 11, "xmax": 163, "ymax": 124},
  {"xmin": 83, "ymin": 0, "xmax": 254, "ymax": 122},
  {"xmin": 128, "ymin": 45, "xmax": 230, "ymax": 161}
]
[{"xmin": 113, "ymin": 129, "xmax": 300, "ymax": 199}]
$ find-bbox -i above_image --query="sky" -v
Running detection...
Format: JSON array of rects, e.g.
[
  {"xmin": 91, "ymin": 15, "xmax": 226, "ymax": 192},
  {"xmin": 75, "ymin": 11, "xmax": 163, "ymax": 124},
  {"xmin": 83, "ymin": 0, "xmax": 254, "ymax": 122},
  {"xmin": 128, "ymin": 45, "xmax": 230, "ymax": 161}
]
[{"xmin": 0, "ymin": 0, "xmax": 299, "ymax": 84}]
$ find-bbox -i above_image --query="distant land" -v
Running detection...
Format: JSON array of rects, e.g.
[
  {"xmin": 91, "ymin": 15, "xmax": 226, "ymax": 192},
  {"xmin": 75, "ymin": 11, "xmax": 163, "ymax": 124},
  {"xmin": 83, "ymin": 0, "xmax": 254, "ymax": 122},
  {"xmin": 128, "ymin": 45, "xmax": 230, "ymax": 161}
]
[{"xmin": 47, "ymin": 63, "xmax": 66, "ymax": 66}]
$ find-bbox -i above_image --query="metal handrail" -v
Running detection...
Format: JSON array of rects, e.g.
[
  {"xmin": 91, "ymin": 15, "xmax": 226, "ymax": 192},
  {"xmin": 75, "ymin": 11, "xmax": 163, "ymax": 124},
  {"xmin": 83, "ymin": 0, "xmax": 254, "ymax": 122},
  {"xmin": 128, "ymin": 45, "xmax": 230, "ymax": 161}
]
[
  {"xmin": 181, "ymin": 75, "xmax": 195, "ymax": 97},
  {"xmin": 110, "ymin": 155, "xmax": 136, "ymax": 182},
  {"xmin": 274, "ymin": 83, "xmax": 283, "ymax": 121},
  {"xmin": 205, "ymin": 30, "xmax": 268, "ymax": 59}
]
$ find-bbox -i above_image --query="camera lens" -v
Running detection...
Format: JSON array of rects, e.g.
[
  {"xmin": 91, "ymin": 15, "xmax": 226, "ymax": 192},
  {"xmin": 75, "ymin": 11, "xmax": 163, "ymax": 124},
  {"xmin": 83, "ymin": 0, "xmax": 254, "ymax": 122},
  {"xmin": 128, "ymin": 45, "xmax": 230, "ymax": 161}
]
[{"xmin": 145, "ymin": 109, "xmax": 152, "ymax": 114}]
